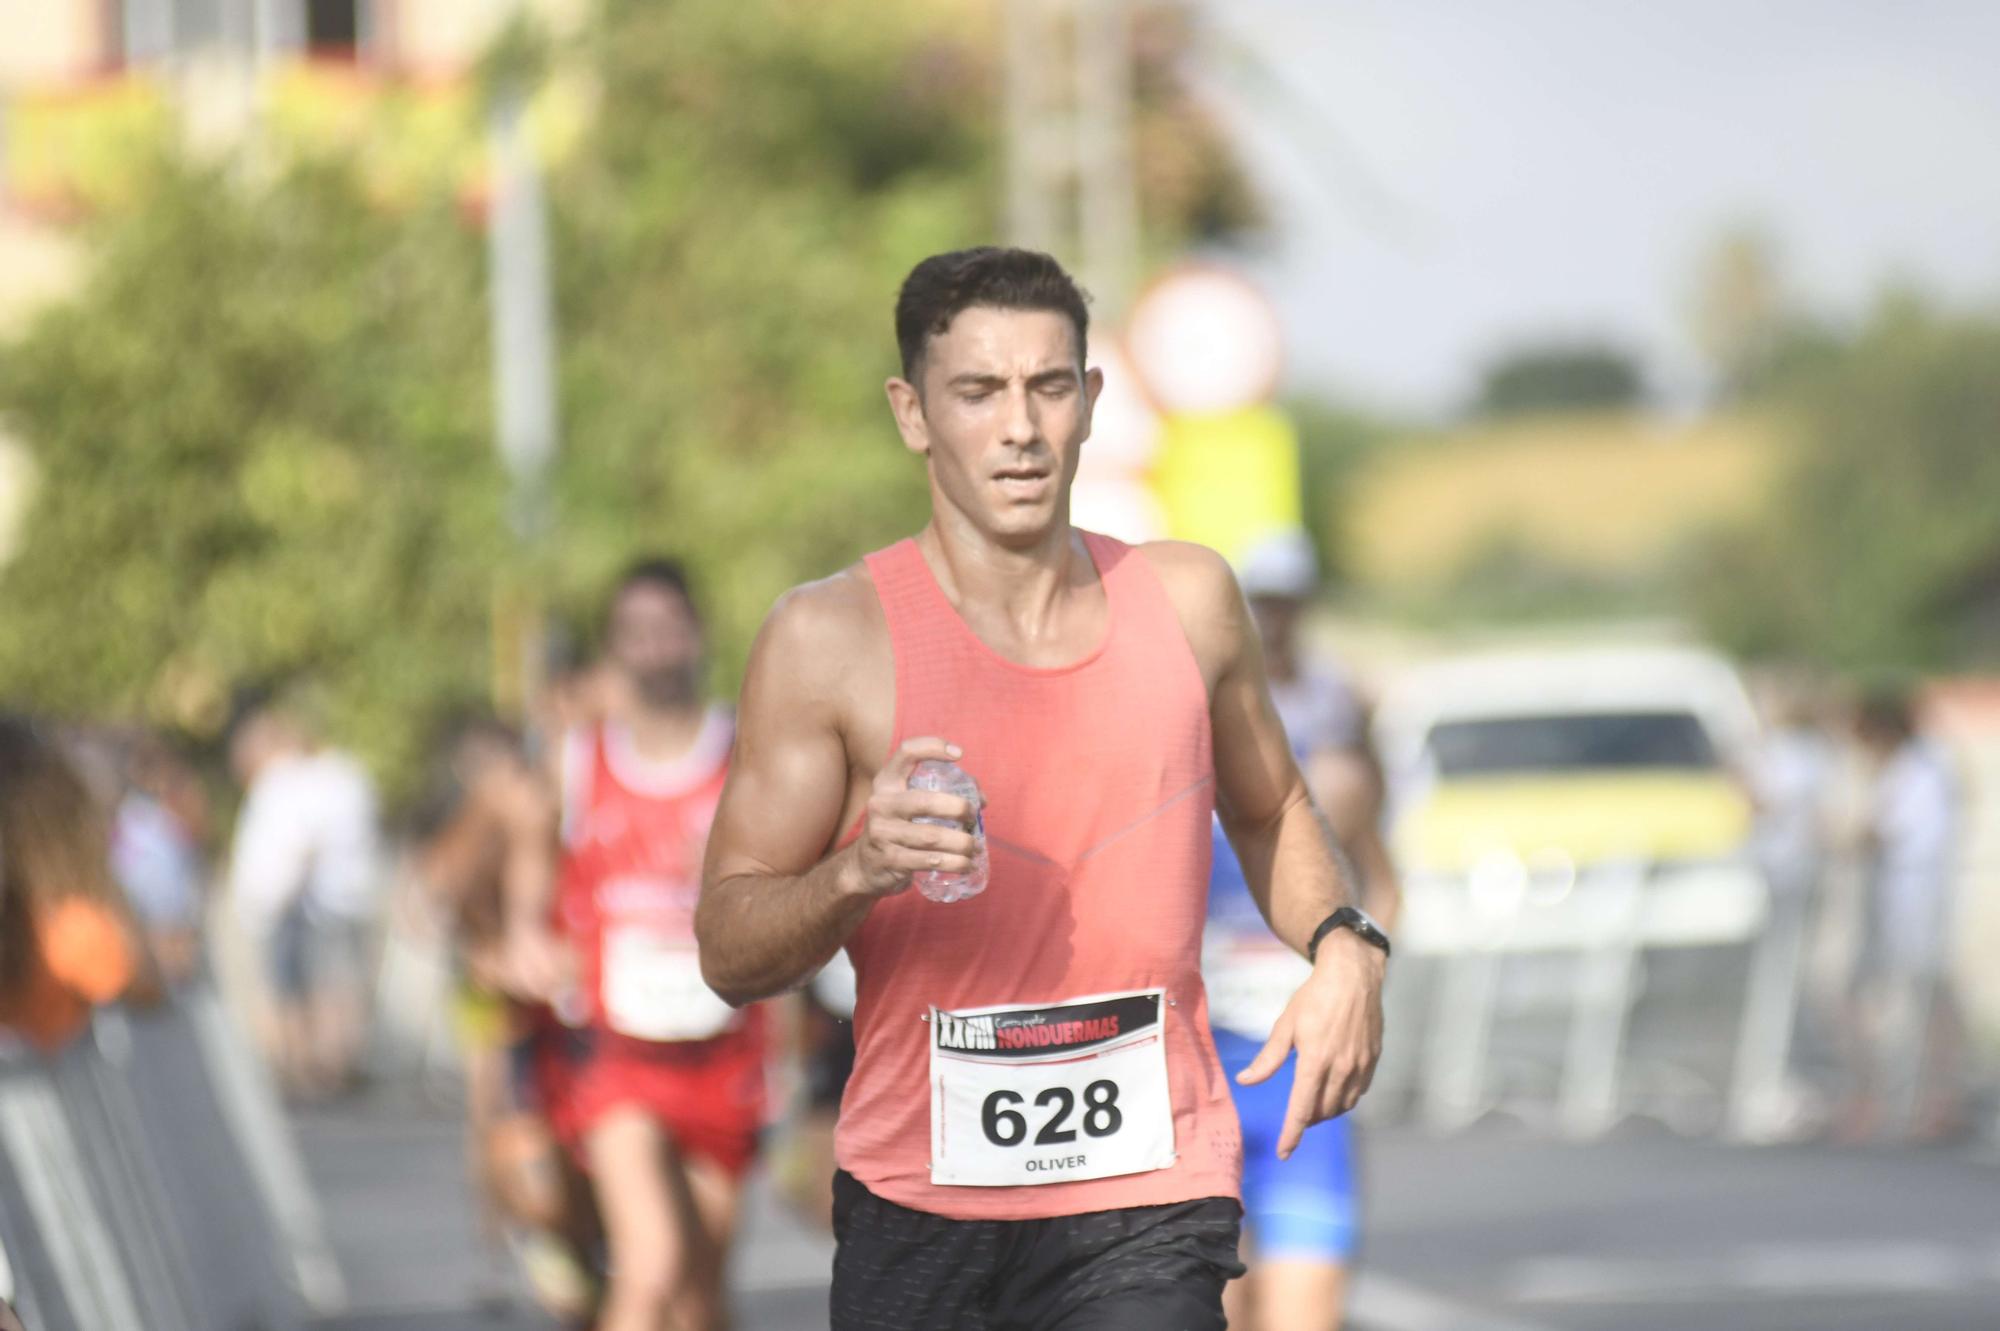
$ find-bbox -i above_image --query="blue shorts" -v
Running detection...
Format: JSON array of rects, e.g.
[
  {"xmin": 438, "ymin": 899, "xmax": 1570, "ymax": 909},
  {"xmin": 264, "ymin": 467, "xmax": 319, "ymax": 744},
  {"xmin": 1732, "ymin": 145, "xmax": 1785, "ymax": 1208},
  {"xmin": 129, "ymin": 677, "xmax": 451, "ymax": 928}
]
[{"xmin": 1213, "ymin": 1025, "xmax": 1359, "ymax": 1263}]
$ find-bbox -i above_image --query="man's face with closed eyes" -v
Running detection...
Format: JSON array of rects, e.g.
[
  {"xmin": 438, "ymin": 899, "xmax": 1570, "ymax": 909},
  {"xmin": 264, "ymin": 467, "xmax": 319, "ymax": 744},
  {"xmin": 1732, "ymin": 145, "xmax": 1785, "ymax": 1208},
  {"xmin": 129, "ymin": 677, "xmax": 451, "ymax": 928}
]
[{"xmin": 886, "ymin": 306, "xmax": 1103, "ymax": 547}]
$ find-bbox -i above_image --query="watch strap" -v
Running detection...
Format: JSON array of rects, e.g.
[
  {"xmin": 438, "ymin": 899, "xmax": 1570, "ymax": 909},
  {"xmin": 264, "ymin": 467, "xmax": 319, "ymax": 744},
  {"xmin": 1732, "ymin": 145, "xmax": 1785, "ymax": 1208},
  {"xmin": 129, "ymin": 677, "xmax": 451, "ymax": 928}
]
[{"xmin": 1307, "ymin": 906, "xmax": 1390, "ymax": 963}]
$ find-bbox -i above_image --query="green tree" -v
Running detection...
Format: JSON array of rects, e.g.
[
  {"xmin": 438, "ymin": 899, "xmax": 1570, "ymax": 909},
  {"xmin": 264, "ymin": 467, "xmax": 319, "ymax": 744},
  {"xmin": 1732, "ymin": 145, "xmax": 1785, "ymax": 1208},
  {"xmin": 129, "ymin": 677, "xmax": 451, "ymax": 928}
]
[
  {"xmin": 0, "ymin": 0, "xmax": 1260, "ymax": 799},
  {"xmin": 1685, "ymin": 294, "xmax": 2000, "ymax": 671},
  {"xmin": 541, "ymin": 0, "xmax": 1264, "ymax": 673},
  {"xmin": 1471, "ymin": 342, "xmax": 1646, "ymax": 417},
  {"xmin": 1686, "ymin": 224, "xmax": 1848, "ymax": 404},
  {"xmin": 1688, "ymin": 224, "xmax": 1786, "ymax": 400},
  {"xmin": 1287, "ymin": 397, "xmax": 1399, "ymax": 589},
  {"xmin": 538, "ymin": 0, "xmax": 995, "ymax": 684},
  {"xmin": 0, "ymin": 162, "xmax": 504, "ymax": 793}
]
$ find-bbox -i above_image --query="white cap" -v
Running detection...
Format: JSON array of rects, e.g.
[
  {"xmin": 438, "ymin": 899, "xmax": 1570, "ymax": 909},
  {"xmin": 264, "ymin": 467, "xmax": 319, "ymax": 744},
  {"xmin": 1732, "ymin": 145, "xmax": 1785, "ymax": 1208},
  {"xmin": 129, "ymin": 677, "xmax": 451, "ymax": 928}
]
[{"xmin": 1237, "ymin": 528, "xmax": 1318, "ymax": 600}]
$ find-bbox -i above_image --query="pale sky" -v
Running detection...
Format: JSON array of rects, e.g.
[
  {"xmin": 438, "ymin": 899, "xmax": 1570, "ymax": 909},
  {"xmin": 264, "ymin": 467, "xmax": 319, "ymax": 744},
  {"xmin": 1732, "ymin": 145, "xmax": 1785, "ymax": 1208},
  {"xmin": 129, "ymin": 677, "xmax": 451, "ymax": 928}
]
[{"xmin": 1197, "ymin": 0, "xmax": 2000, "ymax": 417}]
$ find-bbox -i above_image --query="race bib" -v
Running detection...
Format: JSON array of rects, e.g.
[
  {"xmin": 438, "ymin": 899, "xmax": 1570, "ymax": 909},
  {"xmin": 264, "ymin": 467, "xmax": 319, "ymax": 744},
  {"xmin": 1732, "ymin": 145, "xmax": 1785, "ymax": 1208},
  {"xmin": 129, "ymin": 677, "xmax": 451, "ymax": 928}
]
[
  {"xmin": 929, "ymin": 989, "xmax": 1175, "ymax": 1188},
  {"xmin": 1202, "ymin": 935, "xmax": 1311, "ymax": 1037},
  {"xmin": 602, "ymin": 926, "xmax": 737, "ymax": 1042}
]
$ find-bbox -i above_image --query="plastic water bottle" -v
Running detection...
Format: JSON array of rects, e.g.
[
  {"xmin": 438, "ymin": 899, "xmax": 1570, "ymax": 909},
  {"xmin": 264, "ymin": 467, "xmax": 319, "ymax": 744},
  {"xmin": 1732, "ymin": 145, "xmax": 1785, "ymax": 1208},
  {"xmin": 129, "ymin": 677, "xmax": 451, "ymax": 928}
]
[{"xmin": 908, "ymin": 759, "xmax": 989, "ymax": 903}]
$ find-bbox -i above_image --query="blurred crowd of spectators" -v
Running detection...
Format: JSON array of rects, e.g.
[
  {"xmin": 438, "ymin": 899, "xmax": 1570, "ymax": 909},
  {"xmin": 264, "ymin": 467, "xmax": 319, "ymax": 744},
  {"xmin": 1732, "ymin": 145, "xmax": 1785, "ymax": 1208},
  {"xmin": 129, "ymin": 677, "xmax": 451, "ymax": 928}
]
[
  {"xmin": 0, "ymin": 704, "xmax": 384, "ymax": 1102},
  {"xmin": 0, "ymin": 664, "xmax": 1976, "ymax": 1149},
  {"xmin": 1745, "ymin": 679, "xmax": 1967, "ymax": 1142}
]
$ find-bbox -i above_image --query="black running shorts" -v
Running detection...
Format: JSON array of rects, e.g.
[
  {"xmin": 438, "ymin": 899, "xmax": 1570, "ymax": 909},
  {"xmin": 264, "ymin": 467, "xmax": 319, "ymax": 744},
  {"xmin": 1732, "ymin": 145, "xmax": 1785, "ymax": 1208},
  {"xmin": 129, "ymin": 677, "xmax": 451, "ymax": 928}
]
[{"xmin": 829, "ymin": 1170, "xmax": 1244, "ymax": 1331}]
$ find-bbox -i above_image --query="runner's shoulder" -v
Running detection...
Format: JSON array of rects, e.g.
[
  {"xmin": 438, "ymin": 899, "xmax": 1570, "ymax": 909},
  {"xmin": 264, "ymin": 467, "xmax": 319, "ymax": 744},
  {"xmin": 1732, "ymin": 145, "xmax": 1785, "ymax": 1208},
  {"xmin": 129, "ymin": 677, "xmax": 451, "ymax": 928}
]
[
  {"xmin": 1130, "ymin": 540, "xmax": 1250, "ymax": 651},
  {"xmin": 748, "ymin": 563, "xmax": 888, "ymax": 700},
  {"xmin": 1131, "ymin": 538, "xmax": 1235, "ymax": 591}
]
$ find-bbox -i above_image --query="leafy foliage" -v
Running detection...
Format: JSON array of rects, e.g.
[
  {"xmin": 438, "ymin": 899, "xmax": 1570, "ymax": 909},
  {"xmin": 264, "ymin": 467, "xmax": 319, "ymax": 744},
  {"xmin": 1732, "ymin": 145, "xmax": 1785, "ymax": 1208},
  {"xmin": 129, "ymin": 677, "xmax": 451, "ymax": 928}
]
[
  {"xmin": 0, "ymin": 163, "xmax": 503, "ymax": 793},
  {"xmin": 539, "ymin": 0, "xmax": 994, "ymax": 687},
  {"xmin": 1287, "ymin": 398, "xmax": 1400, "ymax": 589},
  {"xmin": 0, "ymin": 0, "xmax": 1254, "ymax": 799},
  {"xmin": 1684, "ymin": 295, "xmax": 2000, "ymax": 671},
  {"xmin": 1472, "ymin": 343, "xmax": 1646, "ymax": 417}
]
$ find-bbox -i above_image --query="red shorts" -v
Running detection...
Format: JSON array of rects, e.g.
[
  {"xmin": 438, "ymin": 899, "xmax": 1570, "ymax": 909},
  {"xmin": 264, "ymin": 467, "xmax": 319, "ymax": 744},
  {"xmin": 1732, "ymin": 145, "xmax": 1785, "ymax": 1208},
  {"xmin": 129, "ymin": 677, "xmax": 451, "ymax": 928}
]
[{"xmin": 536, "ymin": 1018, "xmax": 766, "ymax": 1180}]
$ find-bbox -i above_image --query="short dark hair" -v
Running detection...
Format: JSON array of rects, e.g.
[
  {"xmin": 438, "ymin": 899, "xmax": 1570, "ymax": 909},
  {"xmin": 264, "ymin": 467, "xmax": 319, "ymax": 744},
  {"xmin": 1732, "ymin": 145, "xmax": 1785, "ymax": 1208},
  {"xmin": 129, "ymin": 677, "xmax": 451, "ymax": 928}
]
[
  {"xmin": 608, "ymin": 556, "xmax": 700, "ymax": 628},
  {"xmin": 895, "ymin": 247, "xmax": 1091, "ymax": 382}
]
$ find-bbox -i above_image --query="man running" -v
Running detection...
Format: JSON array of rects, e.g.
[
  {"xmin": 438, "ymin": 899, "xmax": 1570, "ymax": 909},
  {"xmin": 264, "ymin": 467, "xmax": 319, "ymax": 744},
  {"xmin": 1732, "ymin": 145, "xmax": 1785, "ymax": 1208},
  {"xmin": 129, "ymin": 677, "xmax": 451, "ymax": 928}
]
[
  {"xmin": 508, "ymin": 559, "xmax": 763, "ymax": 1331},
  {"xmin": 227, "ymin": 704, "xmax": 383, "ymax": 1098},
  {"xmin": 1838, "ymin": 688, "xmax": 1965, "ymax": 1142},
  {"xmin": 697, "ymin": 247, "xmax": 1389, "ymax": 1329},
  {"xmin": 1205, "ymin": 534, "xmax": 1400, "ymax": 1331},
  {"xmin": 415, "ymin": 714, "xmax": 595, "ymax": 1319}
]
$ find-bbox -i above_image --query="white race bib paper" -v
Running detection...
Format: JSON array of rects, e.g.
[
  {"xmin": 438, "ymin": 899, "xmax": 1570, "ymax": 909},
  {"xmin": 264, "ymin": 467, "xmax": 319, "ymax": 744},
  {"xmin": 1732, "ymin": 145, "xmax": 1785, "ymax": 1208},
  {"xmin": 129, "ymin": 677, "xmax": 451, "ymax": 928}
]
[
  {"xmin": 602, "ymin": 927, "xmax": 737, "ymax": 1042},
  {"xmin": 929, "ymin": 988, "xmax": 1176, "ymax": 1188}
]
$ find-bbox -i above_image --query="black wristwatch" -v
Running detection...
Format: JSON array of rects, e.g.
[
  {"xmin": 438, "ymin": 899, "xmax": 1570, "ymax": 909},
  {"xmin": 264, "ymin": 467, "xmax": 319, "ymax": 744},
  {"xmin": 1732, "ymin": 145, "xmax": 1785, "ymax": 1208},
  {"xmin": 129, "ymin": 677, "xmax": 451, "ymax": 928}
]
[{"xmin": 1307, "ymin": 906, "xmax": 1391, "ymax": 963}]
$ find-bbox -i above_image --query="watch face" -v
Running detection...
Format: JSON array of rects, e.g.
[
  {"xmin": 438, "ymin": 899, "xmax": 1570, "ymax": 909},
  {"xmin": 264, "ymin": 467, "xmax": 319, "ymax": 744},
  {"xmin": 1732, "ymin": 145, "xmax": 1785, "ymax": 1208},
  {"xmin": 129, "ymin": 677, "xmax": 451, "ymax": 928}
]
[{"xmin": 1344, "ymin": 907, "xmax": 1390, "ymax": 952}]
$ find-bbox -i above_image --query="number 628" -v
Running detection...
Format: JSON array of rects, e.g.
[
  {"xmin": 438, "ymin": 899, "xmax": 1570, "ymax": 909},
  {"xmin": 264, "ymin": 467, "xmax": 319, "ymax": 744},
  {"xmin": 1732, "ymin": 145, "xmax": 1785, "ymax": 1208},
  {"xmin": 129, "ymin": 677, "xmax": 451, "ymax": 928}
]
[{"xmin": 980, "ymin": 1079, "xmax": 1122, "ymax": 1146}]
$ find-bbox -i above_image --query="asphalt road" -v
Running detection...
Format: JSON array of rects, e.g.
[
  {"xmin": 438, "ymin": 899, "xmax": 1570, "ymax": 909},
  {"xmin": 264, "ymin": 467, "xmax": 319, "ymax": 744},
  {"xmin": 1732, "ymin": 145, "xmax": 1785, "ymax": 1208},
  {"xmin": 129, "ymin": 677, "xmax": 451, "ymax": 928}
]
[{"xmin": 296, "ymin": 1093, "xmax": 2000, "ymax": 1331}]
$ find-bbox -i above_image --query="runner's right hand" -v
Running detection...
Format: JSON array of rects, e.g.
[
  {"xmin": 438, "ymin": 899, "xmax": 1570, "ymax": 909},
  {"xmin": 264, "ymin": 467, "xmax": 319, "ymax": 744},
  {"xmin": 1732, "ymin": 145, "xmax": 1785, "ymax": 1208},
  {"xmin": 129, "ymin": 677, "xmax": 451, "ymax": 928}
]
[
  {"xmin": 503, "ymin": 923, "xmax": 576, "ymax": 1003},
  {"xmin": 844, "ymin": 737, "xmax": 980, "ymax": 899}
]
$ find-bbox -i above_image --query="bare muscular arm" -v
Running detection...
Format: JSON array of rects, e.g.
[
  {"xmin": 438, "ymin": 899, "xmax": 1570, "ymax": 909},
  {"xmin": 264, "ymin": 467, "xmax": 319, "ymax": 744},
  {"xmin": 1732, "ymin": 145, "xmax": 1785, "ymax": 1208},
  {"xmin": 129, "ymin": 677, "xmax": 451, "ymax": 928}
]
[
  {"xmin": 493, "ymin": 759, "xmax": 566, "ymax": 996},
  {"xmin": 696, "ymin": 575, "xmax": 980, "ymax": 1007},
  {"xmin": 1308, "ymin": 744, "xmax": 1402, "ymax": 930},
  {"xmin": 1141, "ymin": 540, "xmax": 1386, "ymax": 1155},
  {"xmin": 1143, "ymin": 542, "xmax": 1363, "ymax": 947}
]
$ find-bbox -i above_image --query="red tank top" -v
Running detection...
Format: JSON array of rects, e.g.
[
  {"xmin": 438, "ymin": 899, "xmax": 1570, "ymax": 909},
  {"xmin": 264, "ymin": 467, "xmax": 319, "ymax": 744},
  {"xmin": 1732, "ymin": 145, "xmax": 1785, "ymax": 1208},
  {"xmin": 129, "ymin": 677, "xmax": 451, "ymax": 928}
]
[
  {"xmin": 835, "ymin": 532, "xmax": 1242, "ymax": 1219},
  {"xmin": 557, "ymin": 711, "xmax": 752, "ymax": 1050}
]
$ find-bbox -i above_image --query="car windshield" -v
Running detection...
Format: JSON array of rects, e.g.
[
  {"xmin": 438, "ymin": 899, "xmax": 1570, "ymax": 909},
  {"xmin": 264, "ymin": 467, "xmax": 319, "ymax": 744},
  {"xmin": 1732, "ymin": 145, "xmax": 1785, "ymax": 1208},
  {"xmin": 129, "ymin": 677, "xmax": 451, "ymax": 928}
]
[{"xmin": 1426, "ymin": 711, "xmax": 1719, "ymax": 777}]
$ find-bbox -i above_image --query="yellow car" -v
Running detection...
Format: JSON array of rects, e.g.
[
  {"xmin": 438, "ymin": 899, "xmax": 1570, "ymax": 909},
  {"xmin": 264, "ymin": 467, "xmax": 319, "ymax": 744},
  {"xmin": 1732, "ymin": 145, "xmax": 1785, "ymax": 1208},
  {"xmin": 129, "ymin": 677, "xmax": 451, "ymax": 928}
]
[{"xmin": 1376, "ymin": 646, "xmax": 1767, "ymax": 956}]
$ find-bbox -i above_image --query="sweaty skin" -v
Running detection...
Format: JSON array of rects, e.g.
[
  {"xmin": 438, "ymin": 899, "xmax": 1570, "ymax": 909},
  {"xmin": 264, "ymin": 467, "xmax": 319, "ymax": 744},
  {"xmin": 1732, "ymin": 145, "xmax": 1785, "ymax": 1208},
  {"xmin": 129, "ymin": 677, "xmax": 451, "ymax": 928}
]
[{"xmin": 697, "ymin": 306, "xmax": 1384, "ymax": 1156}]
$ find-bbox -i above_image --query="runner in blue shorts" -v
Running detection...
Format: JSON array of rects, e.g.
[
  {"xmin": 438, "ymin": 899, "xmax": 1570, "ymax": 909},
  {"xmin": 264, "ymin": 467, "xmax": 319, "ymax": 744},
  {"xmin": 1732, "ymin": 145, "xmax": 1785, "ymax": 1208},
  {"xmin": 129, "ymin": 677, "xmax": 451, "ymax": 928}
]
[{"xmin": 1205, "ymin": 535, "xmax": 1400, "ymax": 1331}]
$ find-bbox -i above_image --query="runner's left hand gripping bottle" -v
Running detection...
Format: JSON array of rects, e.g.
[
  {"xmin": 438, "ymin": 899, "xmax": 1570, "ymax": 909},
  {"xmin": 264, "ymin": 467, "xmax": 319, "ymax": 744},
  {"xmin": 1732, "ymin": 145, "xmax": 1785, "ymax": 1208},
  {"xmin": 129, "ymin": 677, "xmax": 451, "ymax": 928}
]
[{"xmin": 907, "ymin": 760, "xmax": 988, "ymax": 904}]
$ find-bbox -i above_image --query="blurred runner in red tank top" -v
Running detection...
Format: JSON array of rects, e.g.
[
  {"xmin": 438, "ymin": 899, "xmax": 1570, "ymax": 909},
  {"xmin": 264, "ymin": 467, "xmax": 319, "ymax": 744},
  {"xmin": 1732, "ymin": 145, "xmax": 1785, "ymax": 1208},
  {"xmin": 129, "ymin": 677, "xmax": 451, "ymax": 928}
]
[{"xmin": 507, "ymin": 559, "xmax": 762, "ymax": 1331}]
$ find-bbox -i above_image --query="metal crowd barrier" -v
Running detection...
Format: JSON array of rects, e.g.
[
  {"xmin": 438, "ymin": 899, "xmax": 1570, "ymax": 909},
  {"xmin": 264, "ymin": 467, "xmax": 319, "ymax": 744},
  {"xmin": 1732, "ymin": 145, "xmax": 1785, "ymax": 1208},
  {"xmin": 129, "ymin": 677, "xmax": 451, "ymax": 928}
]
[
  {"xmin": 0, "ymin": 984, "xmax": 343, "ymax": 1331},
  {"xmin": 1370, "ymin": 855, "xmax": 1779, "ymax": 1138}
]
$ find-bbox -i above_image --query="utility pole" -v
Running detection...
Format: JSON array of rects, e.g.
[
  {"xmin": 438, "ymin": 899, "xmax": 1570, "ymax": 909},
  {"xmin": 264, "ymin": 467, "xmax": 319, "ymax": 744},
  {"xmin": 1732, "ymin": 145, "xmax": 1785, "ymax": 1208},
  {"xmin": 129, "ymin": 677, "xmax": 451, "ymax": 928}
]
[
  {"xmin": 1003, "ymin": 0, "xmax": 1064, "ymax": 255},
  {"xmin": 1003, "ymin": 0, "xmax": 1141, "ymax": 322},
  {"xmin": 486, "ymin": 76, "xmax": 558, "ymax": 720},
  {"xmin": 1075, "ymin": 0, "xmax": 1140, "ymax": 318}
]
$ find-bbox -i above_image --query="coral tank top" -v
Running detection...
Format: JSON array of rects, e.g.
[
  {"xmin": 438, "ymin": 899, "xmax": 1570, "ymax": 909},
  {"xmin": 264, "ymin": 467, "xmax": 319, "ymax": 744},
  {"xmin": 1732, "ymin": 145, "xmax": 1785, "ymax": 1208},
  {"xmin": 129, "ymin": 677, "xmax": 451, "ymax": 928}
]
[{"xmin": 834, "ymin": 531, "xmax": 1241, "ymax": 1219}]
